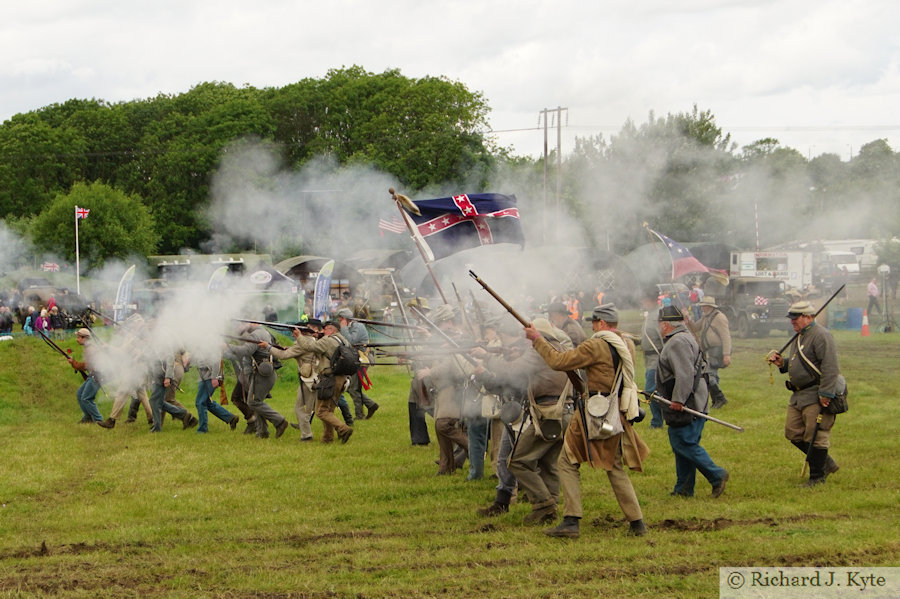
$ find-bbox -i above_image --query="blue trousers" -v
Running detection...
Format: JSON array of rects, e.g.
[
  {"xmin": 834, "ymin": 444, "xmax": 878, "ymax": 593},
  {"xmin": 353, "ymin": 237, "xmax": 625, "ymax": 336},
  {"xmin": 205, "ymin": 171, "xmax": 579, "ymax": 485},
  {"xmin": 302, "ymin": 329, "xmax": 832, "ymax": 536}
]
[
  {"xmin": 76, "ymin": 375, "xmax": 103, "ymax": 422},
  {"xmin": 466, "ymin": 416, "xmax": 489, "ymax": 480},
  {"xmin": 667, "ymin": 418, "xmax": 727, "ymax": 495},
  {"xmin": 149, "ymin": 382, "xmax": 187, "ymax": 432},
  {"xmin": 645, "ymin": 367, "xmax": 663, "ymax": 428},
  {"xmin": 195, "ymin": 380, "xmax": 235, "ymax": 432}
]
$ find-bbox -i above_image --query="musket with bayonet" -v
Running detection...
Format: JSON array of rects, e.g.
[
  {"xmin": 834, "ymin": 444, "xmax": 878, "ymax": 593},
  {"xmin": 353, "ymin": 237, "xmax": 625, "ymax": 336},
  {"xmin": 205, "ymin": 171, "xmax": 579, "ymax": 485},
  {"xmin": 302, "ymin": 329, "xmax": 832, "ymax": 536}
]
[
  {"xmin": 637, "ymin": 389, "xmax": 744, "ymax": 432},
  {"xmin": 38, "ymin": 329, "xmax": 88, "ymax": 380},
  {"xmin": 468, "ymin": 269, "xmax": 594, "ymax": 464}
]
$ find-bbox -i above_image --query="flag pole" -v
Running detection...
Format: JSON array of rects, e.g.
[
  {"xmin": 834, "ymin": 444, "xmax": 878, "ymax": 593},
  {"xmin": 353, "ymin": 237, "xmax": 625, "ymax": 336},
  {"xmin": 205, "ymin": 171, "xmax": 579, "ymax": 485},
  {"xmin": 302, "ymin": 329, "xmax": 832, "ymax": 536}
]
[
  {"xmin": 75, "ymin": 206, "xmax": 81, "ymax": 295},
  {"xmin": 389, "ymin": 188, "xmax": 449, "ymax": 305}
]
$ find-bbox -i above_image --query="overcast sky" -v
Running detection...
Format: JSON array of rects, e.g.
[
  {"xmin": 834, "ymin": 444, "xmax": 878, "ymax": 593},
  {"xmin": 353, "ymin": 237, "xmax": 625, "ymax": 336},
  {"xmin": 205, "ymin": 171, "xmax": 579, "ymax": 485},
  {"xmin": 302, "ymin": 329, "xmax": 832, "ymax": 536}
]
[{"xmin": 3, "ymin": 0, "xmax": 898, "ymax": 161}]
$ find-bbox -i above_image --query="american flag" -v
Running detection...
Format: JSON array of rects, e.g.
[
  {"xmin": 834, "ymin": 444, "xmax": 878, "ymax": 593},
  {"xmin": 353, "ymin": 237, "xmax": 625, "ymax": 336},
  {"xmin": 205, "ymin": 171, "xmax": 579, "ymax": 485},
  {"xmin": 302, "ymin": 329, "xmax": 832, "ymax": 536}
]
[
  {"xmin": 378, "ymin": 215, "xmax": 405, "ymax": 235},
  {"xmin": 75, "ymin": 206, "xmax": 90, "ymax": 220},
  {"xmin": 754, "ymin": 295, "xmax": 769, "ymax": 306}
]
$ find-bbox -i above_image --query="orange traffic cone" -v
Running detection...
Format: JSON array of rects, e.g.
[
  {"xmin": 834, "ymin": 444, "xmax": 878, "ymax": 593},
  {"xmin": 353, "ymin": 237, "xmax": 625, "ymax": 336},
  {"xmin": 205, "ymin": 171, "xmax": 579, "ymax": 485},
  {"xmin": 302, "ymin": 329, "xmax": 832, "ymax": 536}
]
[{"xmin": 861, "ymin": 309, "xmax": 871, "ymax": 337}]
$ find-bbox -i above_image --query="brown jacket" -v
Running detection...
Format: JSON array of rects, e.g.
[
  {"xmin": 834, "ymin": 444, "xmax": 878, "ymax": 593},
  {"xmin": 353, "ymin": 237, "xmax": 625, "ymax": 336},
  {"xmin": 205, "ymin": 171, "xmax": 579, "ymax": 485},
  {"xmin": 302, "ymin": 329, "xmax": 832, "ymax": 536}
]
[{"xmin": 532, "ymin": 333, "xmax": 648, "ymax": 471}]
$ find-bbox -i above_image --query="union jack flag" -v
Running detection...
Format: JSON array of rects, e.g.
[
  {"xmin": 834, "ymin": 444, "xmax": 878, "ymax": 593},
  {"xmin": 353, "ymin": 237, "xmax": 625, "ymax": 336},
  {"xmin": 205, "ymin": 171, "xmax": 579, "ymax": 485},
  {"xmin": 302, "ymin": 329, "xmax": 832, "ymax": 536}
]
[
  {"xmin": 41, "ymin": 262, "xmax": 60, "ymax": 272},
  {"xmin": 754, "ymin": 295, "xmax": 769, "ymax": 306},
  {"xmin": 75, "ymin": 206, "xmax": 90, "ymax": 220}
]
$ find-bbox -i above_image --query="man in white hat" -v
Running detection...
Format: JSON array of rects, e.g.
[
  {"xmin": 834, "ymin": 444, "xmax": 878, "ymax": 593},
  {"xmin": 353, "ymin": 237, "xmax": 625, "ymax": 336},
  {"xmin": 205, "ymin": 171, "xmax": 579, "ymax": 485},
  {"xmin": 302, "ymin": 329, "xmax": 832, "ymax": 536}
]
[
  {"xmin": 767, "ymin": 301, "xmax": 842, "ymax": 486},
  {"xmin": 696, "ymin": 296, "xmax": 732, "ymax": 409}
]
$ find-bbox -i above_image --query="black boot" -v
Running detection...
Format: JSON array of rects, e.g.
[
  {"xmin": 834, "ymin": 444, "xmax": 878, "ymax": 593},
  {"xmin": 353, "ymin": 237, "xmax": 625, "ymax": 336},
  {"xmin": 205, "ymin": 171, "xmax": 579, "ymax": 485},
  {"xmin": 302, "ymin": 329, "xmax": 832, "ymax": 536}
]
[
  {"xmin": 126, "ymin": 397, "xmax": 140, "ymax": 422},
  {"xmin": 453, "ymin": 445, "xmax": 468, "ymax": 470},
  {"xmin": 791, "ymin": 439, "xmax": 810, "ymax": 454},
  {"xmin": 709, "ymin": 384, "xmax": 728, "ymax": 409},
  {"xmin": 544, "ymin": 516, "xmax": 580, "ymax": 538},
  {"xmin": 804, "ymin": 447, "xmax": 828, "ymax": 486},
  {"xmin": 477, "ymin": 489, "xmax": 512, "ymax": 517}
]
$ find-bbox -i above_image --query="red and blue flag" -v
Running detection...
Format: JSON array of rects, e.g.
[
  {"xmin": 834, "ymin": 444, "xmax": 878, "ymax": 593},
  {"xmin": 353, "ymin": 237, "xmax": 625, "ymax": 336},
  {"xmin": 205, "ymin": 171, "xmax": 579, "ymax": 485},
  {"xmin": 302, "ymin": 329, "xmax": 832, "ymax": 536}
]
[{"xmin": 405, "ymin": 193, "xmax": 524, "ymax": 261}]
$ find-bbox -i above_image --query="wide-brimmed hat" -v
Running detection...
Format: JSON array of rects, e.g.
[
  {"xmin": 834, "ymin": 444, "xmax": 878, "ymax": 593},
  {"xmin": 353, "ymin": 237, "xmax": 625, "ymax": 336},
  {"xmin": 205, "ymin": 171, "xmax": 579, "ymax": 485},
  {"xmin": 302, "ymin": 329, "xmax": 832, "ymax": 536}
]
[
  {"xmin": 658, "ymin": 305, "xmax": 684, "ymax": 322},
  {"xmin": 584, "ymin": 303, "xmax": 618, "ymax": 323},
  {"xmin": 76, "ymin": 328, "xmax": 91, "ymax": 337},
  {"xmin": 786, "ymin": 301, "xmax": 816, "ymax": 317},
  {"xmin": 698, "ymin": 296, "xmax": 718, "ymax": 308}
]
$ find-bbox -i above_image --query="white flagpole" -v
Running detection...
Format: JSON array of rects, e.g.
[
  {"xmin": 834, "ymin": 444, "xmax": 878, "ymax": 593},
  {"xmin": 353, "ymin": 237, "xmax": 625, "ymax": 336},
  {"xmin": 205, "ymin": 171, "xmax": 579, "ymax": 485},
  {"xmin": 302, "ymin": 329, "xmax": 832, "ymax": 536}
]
[{"xmin": 75, "ymin": 206, "xmax": 81, "ymax": 295}]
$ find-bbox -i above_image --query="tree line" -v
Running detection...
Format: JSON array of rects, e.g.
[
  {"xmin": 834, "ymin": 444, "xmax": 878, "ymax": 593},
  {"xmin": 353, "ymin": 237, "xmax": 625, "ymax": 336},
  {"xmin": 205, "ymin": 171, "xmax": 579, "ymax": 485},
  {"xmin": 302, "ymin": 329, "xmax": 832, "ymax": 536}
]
[{"xmin": 1, "ymin": 66, "xmax": 898, "ymax": 272}]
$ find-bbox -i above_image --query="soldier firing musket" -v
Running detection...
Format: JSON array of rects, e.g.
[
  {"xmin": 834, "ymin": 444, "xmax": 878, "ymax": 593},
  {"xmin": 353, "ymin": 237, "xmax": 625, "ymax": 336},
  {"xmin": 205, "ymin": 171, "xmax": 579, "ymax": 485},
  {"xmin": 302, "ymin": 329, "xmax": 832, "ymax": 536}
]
[{"xmin": 470, "ymin": 270, "xmax": 650, "ymax": 540}]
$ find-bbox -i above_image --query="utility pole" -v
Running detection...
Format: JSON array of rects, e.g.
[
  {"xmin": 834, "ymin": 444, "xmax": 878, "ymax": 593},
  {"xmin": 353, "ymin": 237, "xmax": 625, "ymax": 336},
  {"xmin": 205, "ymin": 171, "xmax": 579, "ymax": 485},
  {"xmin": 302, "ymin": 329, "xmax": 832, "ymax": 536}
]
[{"xmin": 538, "ymin": 106, "xmax": 567, "ymax": 244}]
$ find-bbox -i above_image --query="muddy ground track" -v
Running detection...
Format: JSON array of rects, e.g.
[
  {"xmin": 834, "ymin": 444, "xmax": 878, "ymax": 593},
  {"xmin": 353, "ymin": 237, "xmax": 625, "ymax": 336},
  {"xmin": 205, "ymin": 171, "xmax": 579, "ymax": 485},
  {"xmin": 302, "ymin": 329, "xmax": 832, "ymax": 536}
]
[
  {"xmin": 3, "ymin": 512, "xmax": 895, "ymax": 595},
  {"xmin": 1, "ymin": 511, "xmax": 861, "ymax": 562}
]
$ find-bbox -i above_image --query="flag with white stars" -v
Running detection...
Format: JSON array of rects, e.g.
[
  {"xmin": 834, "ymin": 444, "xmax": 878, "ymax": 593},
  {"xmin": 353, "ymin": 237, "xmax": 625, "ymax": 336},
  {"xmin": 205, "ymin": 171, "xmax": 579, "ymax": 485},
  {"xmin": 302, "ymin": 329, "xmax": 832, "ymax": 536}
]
[
  {"xmin": 402, "ymin": 193, "xmax": 524, "ymax": 261},
  {"xmin": 646, "ymin": 227, "xmax": 727, "ymax": 284}
]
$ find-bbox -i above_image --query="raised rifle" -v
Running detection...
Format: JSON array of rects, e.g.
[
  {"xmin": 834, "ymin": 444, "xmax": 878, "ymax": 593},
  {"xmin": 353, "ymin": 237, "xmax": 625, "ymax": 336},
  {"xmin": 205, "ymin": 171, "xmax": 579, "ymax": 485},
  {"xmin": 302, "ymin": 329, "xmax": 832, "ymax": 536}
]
[
  {"xmin": 468, "ymin": 269, "xmax": 594, "ymax": 464},
  {"xmin": 637, "ymin": 389, "xmax": 744, "ymax": 432},
  {"xmin": 38, "ymin": 329, "xmax": 87, "ymax": 380}
]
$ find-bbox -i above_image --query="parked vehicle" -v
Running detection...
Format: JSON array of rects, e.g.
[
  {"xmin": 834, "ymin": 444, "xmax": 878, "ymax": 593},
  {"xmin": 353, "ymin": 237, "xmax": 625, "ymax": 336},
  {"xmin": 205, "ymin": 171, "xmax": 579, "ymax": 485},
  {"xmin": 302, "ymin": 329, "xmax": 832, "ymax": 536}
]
[{"xmin": 704, "ymin": 277, "xmax": 792, "ymax": 338}]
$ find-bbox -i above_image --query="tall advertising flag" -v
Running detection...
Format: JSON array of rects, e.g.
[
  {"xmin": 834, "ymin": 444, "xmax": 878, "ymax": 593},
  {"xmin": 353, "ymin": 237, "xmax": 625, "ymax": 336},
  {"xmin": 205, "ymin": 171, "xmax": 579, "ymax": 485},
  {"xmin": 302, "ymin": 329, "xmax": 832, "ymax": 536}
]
[
  {"xmin": 312, "ymin": 260, "xmax": 335, "ymax": 320},
  {"xmin": 113, "ymin": 265, "xmax": 136, "ymax": 322}
]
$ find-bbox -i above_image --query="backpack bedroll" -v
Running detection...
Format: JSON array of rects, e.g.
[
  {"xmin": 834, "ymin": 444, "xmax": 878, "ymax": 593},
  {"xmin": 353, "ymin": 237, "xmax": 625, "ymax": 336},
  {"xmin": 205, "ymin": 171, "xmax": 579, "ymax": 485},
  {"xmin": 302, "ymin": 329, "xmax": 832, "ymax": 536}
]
[{"xmin": 330, "ymin": 339, "xmax": 360, "ymax": 376}]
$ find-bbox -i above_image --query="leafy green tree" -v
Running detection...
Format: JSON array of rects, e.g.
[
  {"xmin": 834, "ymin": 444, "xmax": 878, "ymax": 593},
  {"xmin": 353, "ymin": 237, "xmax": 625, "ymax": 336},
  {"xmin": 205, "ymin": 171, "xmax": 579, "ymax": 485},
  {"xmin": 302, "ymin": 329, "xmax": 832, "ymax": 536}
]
[
  {"xmin": 0, "ymin": 113, "xmax": 87, "ymax": 217},
  {"xmin": 30, "ymin": 181, "xmax": 158, "ymax": 269},
  {"xmin": 263, "ymin": 67, "xmax": 494, "ymax": 190}
]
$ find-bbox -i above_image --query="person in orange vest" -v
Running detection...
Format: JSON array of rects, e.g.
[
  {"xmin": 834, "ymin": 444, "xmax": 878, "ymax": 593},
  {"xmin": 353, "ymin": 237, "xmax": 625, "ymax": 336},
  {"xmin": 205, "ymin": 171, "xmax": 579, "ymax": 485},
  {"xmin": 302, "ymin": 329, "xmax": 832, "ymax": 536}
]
[{"xmin": 566, "ymin": 295, "xmax": 580, "ymax": 321}]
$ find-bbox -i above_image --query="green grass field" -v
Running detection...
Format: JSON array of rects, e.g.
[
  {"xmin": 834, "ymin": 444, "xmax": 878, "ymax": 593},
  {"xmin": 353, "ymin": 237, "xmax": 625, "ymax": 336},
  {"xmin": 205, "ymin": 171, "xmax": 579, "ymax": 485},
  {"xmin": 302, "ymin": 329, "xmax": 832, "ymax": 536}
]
[{"xmin": 0, "ymin": 323, "xmax": 898, "ymax": 598}]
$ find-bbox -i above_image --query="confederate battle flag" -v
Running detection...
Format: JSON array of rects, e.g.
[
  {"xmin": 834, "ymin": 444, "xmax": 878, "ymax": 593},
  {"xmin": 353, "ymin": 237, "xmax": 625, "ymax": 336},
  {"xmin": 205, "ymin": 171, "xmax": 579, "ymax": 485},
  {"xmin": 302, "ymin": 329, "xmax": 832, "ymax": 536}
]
[{"xmin": 403, "ymin": 193, "xmax": 525, "ymax": 261}]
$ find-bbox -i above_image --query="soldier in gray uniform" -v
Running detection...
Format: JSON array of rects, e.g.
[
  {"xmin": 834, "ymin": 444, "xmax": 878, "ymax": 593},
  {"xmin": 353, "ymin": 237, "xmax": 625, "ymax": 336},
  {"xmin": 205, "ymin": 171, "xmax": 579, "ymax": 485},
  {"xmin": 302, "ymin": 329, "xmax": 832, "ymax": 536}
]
[
  {"xmin": 261, "ymin": 319, "xmax": 353, "ymax": 443},
  {"xmin": 267, "ymin": 319, "xmax": 323, "ymax": 441},
  {"xmin": 338, "ymin": 308, "xmax": 379, "ymax": 420},
  {"xmin": 767, "ymin": 301, "xmax": 842, "ymax": 486},
  {"xmin": 224, "ymin": 323, "xmax": 288, "ymax": 439},
  {"xmin": 547, "ymin": 301, "xmax": 586, "ymax": 347}
]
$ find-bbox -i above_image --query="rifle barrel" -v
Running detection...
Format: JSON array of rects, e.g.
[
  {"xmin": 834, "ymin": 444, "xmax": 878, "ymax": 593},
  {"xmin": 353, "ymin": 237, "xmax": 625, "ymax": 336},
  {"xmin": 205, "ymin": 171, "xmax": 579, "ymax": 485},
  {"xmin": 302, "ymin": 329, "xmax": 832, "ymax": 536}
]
[
  {"xmin": 638, "ymin": 390, "xmax": 744, "ymax": 432},
  {"xmin": 776, "ymin": 284, "xmax": 845, "ymax": 355},
  {"xmin": 224, "ymin": 334, "xmax": 286, "ymax": 351}
]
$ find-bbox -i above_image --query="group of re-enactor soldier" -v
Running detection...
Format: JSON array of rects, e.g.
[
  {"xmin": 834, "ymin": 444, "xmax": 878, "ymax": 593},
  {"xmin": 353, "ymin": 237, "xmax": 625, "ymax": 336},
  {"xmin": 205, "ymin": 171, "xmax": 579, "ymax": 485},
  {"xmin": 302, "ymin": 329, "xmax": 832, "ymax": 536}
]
[
  {"xmin": 402, "ymin": 292, "xmax": 843, "ymax": 539},
  {"xmin": 65, "ymin": 289, "xmax": 843, "ymax": 539}
]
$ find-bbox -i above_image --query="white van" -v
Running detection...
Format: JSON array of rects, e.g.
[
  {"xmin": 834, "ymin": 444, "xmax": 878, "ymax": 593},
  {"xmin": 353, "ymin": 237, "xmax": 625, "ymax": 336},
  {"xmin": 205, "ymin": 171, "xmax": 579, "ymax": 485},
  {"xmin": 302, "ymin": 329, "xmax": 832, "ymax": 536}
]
[{"xmin": 820, "ymin": 250, "xmax": 860, "ymax": 275}]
